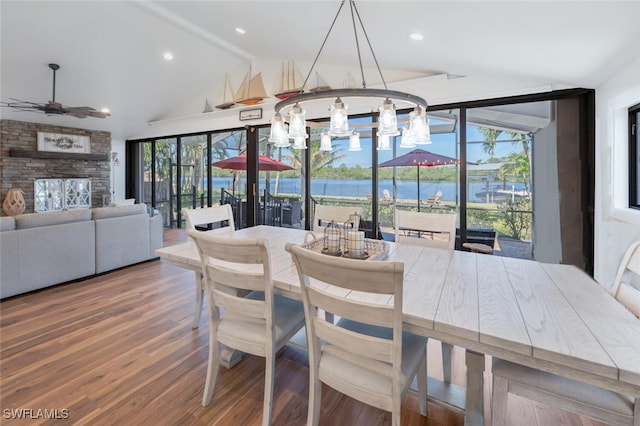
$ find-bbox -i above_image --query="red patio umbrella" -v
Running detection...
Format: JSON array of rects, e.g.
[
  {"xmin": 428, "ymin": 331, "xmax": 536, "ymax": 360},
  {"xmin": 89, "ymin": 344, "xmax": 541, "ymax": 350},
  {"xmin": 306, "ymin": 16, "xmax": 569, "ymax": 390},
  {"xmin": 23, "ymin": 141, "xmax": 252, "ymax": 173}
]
[
  {"xmin": 212, "ymin": 153, "xmax": 294, "ymax": 171},
  {"xmin": 379, "ymin": 148, "xmax": 460, "ymax": 211}
]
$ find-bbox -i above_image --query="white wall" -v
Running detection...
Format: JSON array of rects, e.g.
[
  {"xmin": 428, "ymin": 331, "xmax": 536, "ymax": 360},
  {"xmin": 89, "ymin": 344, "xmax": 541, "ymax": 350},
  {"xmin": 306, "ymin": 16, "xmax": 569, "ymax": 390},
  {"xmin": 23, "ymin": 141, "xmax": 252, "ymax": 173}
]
[
  {"xmin": 110, "ymin": 138, "xmax": 126, "ymax": 203},
  {"xmin": 130, "ymin": 73, "xmax": 561, "ymax": 140},
  {"xmin": 594, "ymin": 56, "xmax": 640, "ymax": 287}
]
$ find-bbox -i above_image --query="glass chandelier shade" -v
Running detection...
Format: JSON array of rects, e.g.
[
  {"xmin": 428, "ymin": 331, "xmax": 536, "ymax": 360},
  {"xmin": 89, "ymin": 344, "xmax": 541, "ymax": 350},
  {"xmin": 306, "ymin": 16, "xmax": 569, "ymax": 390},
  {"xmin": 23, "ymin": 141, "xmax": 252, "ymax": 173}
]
[
  {"xmin": 400, "ymin": 124, "xmax": 416, "ymax": 148},
  {"xmin": 378, "ymin": 98, "xmax": 400, "ymax": 136},
  {"xmin": 268, "ymin": 112, "xmax": 290, "ymax": 147},
  {"xmin": 409, "ymin": 106, "xmax": 431, "ymax": 145},
  {"xmin": 292, "ymin": 136, "xmax": 307, "ymax": 150},
  {"xmin": 287, "ymin": 104, "xmax": 308, "ymax": 139},
  {"xmin": 328, "ymin": 98, "xmax": 350, "ymax": 136},
  {"xmin": 348, "ymin": 130, "xmax": 361, "ymax": 151},
  {"xmin": 320, "ymin": 131, "xmax": 333, "ymax": 151},
  {"xmin": 377, "ymin": 133, "xmax": 391, "ymax": 151}
]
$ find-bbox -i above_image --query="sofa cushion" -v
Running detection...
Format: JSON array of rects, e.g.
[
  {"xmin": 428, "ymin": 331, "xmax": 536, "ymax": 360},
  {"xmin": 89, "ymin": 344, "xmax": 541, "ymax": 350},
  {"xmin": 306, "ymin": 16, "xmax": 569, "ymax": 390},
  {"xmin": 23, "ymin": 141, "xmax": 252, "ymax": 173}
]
[
  {"xmin": 0, "ymin": 216, "xmax": 16, "ymax": 231},
  {"xmin": 15, "ymin": 209, "xmax": 92, "ymax": 230},
  {"xmin": 94, "ymin": 213, "xmax": 150, "ymax": 273},
  {"xmin": 92, "ymin": 204, "xmax": 147, "ymax": 220},
  {"xmin": 17, "ymin": 221, "xmax": 96, "ymax": 295},
  {"xmin": 114, "ymin": 198, "xmax": 136, "ymax": 206}
]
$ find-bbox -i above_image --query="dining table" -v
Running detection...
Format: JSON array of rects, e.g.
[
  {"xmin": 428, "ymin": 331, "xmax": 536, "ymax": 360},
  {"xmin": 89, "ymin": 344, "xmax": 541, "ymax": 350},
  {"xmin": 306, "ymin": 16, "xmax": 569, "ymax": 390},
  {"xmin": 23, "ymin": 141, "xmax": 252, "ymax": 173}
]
[{"xmin": 156, "ymin": 225, "xmax": 640, "ymax": 425}]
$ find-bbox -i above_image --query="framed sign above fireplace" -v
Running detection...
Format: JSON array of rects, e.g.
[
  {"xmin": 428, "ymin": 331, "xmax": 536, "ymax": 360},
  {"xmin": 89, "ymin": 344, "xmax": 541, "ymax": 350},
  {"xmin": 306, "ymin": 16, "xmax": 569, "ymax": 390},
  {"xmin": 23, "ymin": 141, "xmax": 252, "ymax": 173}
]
[{"xmin": 37, "ymin": 132, "xmax": 90, "ymax": 154}]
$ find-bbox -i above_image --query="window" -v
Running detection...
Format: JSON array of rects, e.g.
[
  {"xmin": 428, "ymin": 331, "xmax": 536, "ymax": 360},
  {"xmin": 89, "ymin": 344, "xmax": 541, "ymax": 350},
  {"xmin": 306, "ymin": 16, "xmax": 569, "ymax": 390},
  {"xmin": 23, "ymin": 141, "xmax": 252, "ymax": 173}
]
[
  {"xmin": 127, "ymin": 90, "xmax": 594, "ymax": 268},
  {"xmin": 630, "ymin": 103, "xmax": 640, "ymax": 209}
]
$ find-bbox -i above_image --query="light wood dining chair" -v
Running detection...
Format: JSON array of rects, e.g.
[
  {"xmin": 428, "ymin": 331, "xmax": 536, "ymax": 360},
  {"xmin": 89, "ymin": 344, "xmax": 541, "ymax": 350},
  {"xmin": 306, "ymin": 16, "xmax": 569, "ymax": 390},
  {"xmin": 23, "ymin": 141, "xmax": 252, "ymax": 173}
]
[
  {"xmin": 183, "ymin": 204, "xmax": 235, "ymax": 231},
  {"xmin": 491, "ymin": 240, "xmax": 640, "ymax": 426},
  {"xmin": 183, "ymin": 204, "xmax": 235, "ymax": 328},
  {"xmin": 394, "ymin": 209, "xmax": 457, "ymax": 383},
  {"xmin": 189, "ymin": 230, "xmax": 305, "ymax": 426},
  {"xmin": 312, "ymin": 204, "xmax": 362, "ymax": 232},
  {"xmin": 612, "ymin": 240, "xmax": 640, "ymax": 317},
  {"xmin": 394, "ymin": 210, "xmax": 457, "ymax": 250},
  {"xmin": 285, "ymin": 243, "xmax": 428, "ymax": 426}
]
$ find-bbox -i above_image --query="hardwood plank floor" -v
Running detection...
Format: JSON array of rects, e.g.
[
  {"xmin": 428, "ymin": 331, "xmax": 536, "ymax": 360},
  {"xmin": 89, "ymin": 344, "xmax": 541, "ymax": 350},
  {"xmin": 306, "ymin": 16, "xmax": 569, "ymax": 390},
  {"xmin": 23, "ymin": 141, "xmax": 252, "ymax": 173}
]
[{"xmin": 0, "ymin": 228, "xmax": 606, "ymax": 425}]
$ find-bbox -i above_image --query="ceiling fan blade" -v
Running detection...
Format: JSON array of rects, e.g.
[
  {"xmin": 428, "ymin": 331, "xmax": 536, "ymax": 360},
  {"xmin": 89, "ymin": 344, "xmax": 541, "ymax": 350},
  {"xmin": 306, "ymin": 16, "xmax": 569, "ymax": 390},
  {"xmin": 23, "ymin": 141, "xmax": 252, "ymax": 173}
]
[
  {"xmin": 63, "ymin": 105, "xmax": 110, "ymax": 118},
  {"xmin": 1, "ymin": 64, "xmax": 109, "ymax": 119},
  {"xmin": 87, "ymin": 109, "xmax": 111, "ymax": 118}
]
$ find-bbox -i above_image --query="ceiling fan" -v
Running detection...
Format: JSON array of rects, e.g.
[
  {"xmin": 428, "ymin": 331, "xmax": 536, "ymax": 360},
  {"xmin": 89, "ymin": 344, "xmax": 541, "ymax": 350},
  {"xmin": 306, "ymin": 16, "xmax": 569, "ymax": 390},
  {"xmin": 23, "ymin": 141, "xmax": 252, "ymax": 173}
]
[{"xmin": 1, "ymin": 63, "xmax": 110, "ymax": 119}]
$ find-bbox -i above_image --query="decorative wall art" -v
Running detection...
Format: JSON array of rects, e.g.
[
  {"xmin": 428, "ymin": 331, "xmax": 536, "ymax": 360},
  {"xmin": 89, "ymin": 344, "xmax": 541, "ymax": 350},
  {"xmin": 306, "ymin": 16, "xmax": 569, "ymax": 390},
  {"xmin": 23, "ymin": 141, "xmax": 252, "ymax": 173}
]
[
  {"xmin": 239, "ymin": 108, "xmax": 262, "ymax": 121},
  {"xmin": 37, "ymin": 132, "xmax": 90, "ymax": 154}
]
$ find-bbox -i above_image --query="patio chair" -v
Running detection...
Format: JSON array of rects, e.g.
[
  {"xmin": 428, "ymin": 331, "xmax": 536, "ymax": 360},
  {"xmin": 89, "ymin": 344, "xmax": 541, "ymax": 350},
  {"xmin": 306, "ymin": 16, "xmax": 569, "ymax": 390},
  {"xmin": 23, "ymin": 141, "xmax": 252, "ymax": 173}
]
[
  {"xmin": 491, "ymin": 239, "xmax": 640, "ymax": 426},
  {"xmin": 424, "ymin": 190, "xmax": 442, "ymax": 206},
  {"xmin": 182, "ymin": 205, "xmax": 235, "ymax": 328},
  {"xmin": 394, "ymin": 210, "xmax": 457, "ymax": 384},
  {"xmin": 285, "ymin": 243, "xmax": 428, "ymax": 426},
  {"xmin": 382, "ymin": 189, "xmax": 392, "ymax": 203},
  {"xmin": 189, "ymin": 230, "xmax": 305, "ymax": 426},
  {"xmin": 282, "ymin": 199, "xmax": 303, "ymax": 227}
]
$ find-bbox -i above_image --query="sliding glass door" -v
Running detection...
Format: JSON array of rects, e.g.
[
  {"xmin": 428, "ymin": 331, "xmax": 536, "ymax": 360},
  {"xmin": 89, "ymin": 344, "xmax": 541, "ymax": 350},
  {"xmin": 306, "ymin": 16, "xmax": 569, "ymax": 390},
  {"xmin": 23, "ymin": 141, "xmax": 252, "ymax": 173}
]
[{"xmin": 127, "ymin": 90, "xmax": 593, "ymax": 270}]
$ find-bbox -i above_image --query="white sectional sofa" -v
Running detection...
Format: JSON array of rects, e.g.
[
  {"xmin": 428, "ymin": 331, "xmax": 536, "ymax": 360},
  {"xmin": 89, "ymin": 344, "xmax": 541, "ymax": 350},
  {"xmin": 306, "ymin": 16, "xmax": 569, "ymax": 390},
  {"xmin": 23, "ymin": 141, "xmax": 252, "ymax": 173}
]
[{"xmin": 0, "ymin": 204, "xmax": 163, "ymax": 299}]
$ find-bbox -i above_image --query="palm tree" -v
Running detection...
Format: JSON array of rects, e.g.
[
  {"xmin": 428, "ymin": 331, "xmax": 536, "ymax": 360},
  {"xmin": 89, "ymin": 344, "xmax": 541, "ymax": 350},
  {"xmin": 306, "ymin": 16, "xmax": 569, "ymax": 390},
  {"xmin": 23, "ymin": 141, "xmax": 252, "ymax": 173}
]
[
  {"xmin": 499, "ymin": 151, "xmax": 530, "ymax": 193},
  {"xmin": 282, "ymin": 139, "xmax": 346, "ymax": 173},
  {"xmin": 479, "ymin": 128, "xmax": 502, "ymax": 157}
]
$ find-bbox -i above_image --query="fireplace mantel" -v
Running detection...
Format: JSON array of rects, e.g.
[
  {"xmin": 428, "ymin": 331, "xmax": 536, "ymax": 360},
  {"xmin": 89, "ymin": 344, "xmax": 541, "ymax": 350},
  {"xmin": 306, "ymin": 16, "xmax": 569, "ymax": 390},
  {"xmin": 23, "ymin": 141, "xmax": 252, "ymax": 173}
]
[{"xmin": 9, "ymin": 149, "xmax": 108, "ymax": 161}]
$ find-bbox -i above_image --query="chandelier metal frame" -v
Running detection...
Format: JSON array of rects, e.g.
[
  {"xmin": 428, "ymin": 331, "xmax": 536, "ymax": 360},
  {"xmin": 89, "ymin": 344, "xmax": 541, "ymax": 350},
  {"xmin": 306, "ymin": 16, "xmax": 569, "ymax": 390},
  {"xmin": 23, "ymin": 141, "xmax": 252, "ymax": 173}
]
[{"xmin": 269, "ymin": 0, "xmax": 430, "ymax": 150}]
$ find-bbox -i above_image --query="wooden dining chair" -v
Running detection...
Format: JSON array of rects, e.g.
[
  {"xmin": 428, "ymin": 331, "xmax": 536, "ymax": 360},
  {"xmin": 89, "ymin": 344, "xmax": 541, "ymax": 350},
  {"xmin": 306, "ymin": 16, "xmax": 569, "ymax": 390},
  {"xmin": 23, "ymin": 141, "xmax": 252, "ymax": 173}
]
[
  {"xmin": 182, "ymin": 205, "xmax": 235, "ymax": 328},
  {"xmin": 285, "ymin": 243, "xmax": 428, "ymax": 426},
  {"xmin": 612, "ymin": 240, "xmax": 640, "ymax": 317},
  {"xmin": 491, "ymin": 240, "xmax": 640, "ymax": 426},
  {"xmin": 312, "ymin": 204, "xmax": 362, "ymax": 232},
  {"xmin": 189, "ymin": 230, "xmax": 305, "ymax": 426},
  {"xmin": 183, "ymin": 204, "xmax": 235, "ymax": 232},
  {"xmin": 394, "ymin": 210, "xmax": 457, "ymax": 250},
  {"xmin": 394, "ymin": 209, "xmax": 457, "ymax": 383}
]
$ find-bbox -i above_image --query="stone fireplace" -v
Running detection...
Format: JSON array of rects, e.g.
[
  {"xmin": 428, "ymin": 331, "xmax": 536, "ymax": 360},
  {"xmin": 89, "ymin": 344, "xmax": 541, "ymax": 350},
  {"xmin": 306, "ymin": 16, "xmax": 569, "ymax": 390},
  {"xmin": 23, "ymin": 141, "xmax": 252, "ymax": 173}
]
[{"xmin": 0, "ymin": 119, "xmax": 111, "ymax": 213}]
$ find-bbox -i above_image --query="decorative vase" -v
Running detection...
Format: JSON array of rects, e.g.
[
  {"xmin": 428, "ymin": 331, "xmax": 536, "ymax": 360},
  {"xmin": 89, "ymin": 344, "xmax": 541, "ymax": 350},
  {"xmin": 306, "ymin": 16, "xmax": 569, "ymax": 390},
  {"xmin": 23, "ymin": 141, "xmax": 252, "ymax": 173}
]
[{"xmin": 2, "ymin": 189, "xmax": 26, "ymax": 216}]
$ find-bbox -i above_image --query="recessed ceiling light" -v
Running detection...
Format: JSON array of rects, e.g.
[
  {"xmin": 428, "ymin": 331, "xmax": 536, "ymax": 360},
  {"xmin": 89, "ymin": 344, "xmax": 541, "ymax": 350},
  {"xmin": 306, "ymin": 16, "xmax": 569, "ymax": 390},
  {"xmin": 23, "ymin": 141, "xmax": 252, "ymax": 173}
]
[
  {"xmin": 408, "ymin": 32, "xmax": 424, "ymax": 41},
  {"xmin": 235, "ymin": 27, "xmax": 246, "ymax": 35},
  {"xmin": 163, "ymin": 52, "xmax": 174, "ymax": 61}
]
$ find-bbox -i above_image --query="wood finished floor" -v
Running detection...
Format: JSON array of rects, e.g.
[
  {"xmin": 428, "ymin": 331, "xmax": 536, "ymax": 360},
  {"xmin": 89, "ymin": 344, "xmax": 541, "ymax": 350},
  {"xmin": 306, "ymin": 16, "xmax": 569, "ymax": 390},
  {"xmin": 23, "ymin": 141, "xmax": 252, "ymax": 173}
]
[{"xmin": 0, "ymin": 228, "xmax": 606, "ymax": 425}]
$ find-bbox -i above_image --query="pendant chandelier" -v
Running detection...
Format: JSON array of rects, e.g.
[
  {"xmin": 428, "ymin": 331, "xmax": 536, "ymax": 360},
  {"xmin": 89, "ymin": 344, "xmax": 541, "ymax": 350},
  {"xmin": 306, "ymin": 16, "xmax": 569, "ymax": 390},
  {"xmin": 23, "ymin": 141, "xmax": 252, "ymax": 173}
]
[{"xmin": 268, "ymin": 0, "xmax": 431, "ymax": 151}]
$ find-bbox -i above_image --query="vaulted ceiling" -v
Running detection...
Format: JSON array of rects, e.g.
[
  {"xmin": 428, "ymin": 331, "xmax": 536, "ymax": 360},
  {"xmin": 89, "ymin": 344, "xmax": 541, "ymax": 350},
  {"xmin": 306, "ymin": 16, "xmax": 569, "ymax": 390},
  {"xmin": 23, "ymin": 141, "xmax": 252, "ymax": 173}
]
[{"xmin": 2, "ymin": 1, "xmax": 640, "ymax": 140}]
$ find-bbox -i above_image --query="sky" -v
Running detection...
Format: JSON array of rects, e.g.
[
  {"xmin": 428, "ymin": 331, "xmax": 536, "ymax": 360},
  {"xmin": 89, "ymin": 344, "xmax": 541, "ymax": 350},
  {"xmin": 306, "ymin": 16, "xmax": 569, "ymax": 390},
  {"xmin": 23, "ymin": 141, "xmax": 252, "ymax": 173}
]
[{"xmin": 332, "ymin": 124, "xmax": 523, "ymax": 168}]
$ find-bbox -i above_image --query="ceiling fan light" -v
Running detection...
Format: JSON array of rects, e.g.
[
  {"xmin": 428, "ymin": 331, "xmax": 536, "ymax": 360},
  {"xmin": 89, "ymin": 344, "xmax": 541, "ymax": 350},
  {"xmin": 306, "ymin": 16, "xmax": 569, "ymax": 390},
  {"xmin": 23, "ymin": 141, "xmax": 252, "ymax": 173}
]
[
  {"xmin": 320, "ymin": 131, "xmax": 333, "ymax": 151},
  {"xmin": 348, "ymin": 130, "xmax": 361, "ymax": 151},
  {"xmin": 378, "ymin": 98, "xmax": 399, "ymax": 136},
  {"xmin": 328, "ymin": 97, "xmax": 350, "ymax": 137},
  {"xmin": 287, "ymin": 103, "xmax": 308, "ymax": 139}
]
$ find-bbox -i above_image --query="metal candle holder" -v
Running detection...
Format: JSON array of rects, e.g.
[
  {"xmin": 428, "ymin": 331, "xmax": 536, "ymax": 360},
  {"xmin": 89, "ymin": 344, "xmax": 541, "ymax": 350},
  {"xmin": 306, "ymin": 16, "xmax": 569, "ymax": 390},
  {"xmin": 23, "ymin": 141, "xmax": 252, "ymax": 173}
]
[{"xmin": 323, "ymin": 220, "xmax": 342, "ymax": 254}]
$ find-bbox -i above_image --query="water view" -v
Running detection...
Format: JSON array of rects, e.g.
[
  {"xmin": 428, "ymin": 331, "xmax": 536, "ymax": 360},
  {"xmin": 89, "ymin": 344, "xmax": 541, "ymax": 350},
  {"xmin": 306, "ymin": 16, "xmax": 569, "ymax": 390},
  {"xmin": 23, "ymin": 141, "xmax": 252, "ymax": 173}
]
[{"xmin": 212, "ymin": 177, "xmax": 527, "ymax": 204}]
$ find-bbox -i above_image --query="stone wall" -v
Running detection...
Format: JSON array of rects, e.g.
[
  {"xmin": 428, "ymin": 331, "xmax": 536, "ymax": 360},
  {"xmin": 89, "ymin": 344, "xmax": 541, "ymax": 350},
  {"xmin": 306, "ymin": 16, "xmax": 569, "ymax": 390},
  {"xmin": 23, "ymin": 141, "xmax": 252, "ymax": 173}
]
[{"xmin": 1, "ymin": 119, "xmax": 111, "ymax": 213}]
